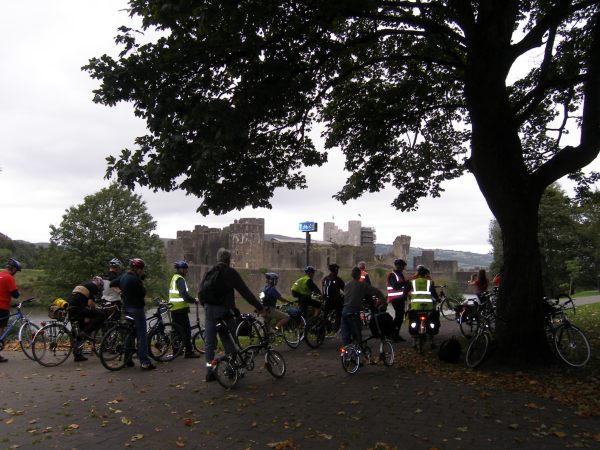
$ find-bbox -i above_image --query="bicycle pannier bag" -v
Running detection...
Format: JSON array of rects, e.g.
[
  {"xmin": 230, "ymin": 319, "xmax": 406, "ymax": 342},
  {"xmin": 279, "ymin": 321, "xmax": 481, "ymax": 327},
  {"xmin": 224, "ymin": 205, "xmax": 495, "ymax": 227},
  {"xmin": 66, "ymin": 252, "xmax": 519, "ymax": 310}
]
[
  {"xmin": 199, "ymin": 264, "xmax": 226, "ymax": 306},
  {"xmin": 48, "ymin": 297, "xmax": 69, "ymax": 320},
  {"xmin": 370, "ymin": 312, "xmax": 394, "ymax": 338},
  {"xmin": 438, "ymin": 337, "xmax": 461, "ymax": 363}
]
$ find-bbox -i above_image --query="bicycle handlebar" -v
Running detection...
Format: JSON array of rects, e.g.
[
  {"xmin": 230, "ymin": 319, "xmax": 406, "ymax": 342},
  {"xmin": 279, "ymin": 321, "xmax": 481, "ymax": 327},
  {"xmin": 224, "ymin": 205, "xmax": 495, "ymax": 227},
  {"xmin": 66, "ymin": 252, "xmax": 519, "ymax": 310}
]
[{"xmin": 11, "ymin": 297, "xmax": 34, "ymax": 308}]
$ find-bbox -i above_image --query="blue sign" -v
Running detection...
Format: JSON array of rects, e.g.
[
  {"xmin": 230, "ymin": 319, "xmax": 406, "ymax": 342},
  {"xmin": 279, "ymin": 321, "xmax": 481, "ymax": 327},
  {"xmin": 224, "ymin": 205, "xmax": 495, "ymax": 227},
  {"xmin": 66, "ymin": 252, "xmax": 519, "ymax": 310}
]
[{"xmin": 299, "ymin": 221, "xmax": 318, "ymax": 232}]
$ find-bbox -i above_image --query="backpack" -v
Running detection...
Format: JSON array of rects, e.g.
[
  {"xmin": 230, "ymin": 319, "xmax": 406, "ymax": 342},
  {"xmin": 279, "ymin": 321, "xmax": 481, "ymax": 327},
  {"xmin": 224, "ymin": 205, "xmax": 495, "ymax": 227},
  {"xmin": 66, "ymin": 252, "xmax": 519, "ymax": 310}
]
[
  {"xmin": 438, "ymin": 337, "xmax": 462, "ymax": 363},
  {"xmin": 199, "ymin": 264, "xmax": 227, "ymax": 306}
]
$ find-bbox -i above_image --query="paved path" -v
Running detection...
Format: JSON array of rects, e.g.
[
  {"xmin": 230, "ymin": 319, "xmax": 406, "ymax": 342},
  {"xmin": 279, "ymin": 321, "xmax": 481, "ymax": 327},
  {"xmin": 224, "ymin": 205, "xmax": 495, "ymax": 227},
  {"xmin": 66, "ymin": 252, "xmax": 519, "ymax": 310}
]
[{"xmin": 1, "ymin": 320, "xmax": 599, "ymax": 450}]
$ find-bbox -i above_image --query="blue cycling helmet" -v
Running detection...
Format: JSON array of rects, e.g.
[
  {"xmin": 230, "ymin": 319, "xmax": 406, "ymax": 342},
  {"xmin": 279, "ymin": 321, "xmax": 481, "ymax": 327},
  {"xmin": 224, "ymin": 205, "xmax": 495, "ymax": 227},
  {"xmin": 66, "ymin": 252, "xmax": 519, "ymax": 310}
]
[
  {"xmin": 174, "ymin": 261, "xmax": 189, "ymax": 269},
  {"xmin": 265, "ymin": 272, "xmax": 279, "ymax": 284},
  {"xmin": 6, "ymin": 258, "xmax": 21, "ymax": 272}
]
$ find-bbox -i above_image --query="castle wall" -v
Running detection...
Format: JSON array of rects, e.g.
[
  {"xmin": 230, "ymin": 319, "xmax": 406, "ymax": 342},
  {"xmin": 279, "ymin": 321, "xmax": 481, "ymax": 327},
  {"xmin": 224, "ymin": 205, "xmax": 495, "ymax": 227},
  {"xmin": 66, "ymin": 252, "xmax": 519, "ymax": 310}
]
[{"xmin": 229, "ymin": 218, "xmax": 264, "ymax": 269}]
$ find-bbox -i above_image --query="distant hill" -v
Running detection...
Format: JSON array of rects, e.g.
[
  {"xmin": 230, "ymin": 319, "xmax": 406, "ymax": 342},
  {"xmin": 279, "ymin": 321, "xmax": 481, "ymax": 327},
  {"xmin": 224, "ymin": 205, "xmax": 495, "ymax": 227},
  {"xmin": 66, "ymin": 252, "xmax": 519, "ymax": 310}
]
[
  {"xmin": 0, "ymin": 233, "xmax": 43, "ymax": 269},
  {"xmin": 375, "ymin": 243, "xmax": 492, "ymax": 269}
]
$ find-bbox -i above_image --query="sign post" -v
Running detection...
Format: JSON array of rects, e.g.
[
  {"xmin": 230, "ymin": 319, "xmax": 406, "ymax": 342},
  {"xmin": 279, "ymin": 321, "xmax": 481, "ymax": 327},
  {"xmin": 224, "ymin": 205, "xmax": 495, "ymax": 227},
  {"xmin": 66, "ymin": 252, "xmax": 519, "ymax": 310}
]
[{"xmin": 299, "ymin": 221, "xmax": 318, "ymax": 267}]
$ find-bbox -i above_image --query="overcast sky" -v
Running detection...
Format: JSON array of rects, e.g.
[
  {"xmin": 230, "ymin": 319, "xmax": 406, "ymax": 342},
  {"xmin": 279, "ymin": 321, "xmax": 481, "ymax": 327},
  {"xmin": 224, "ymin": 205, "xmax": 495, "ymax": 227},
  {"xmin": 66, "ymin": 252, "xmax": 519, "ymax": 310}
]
[{"xmin": 1, "ymin": 1, "xmax": 595, "ymax": 255}]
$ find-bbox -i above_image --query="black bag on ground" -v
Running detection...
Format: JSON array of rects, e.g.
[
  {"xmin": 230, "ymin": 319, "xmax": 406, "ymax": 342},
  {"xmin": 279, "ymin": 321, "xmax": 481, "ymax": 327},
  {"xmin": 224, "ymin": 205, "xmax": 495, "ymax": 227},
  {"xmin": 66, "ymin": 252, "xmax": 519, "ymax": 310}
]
[
  {"xmin": 438, "ymin": 337, "xmax": 462, "ymax": 363},
  {"xmin": 199, "ymin": 264, "xmax": 226, "ymax": 306},
  {"xmin": 369, "ymin": 312, "xmax": 394, "ymax": 338}
]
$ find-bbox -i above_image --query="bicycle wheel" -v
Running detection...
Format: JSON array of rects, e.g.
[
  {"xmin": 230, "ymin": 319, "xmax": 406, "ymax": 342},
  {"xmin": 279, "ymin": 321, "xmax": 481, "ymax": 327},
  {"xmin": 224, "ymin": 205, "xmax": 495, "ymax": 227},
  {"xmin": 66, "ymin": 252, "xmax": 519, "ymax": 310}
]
[
  {"xmin": 459, "ymin": 310, "xmax": 479, "ymax": 339},
  {"xmin": 281, "ymin": 315, "xmax": 305, "ymax": 349},
  {"xmin": 214, "ymin": 356, "xmax": 239, "ymax": 389},
  {"xmin": 440, "ymin": 298, "xmax": 459, "ymax": 321},
  {"xmin": 341, "ymin": 345, "xmax": 360, "ymax": 374},
  {"xmin": 235, "ymin": 319, "xmax": 264, "ymax": 350},
  {"xmin": 18, "ymin": 321, "xmax": 39, "ymax": 361},
  {"xmin": 94, "ymin": 320, "xmax": 121, "ymax": 356},
  {"xmin": 264, "ymin": 350, "xmax": 286, "ymax": 378},
  {"xmin": 465, "ymin": 332, "xmax": 489, "ymax": 368},
  {"xmin": 192, "ymin": 328, "xmax": 206, "ymax": 354},
  {"xmin": 304, "ymin": 317, "xmax": 325, "ymax": 349},
  {"xmin": 379, "ymin": 339, "xmax": 395, "ymax": 367},
  {"xmin": 148, "ymin": 322, "xmax": 184, "ymax": 362},
  {"xmin": 99, "ymin": 324, "xmax": 136, "ymax": 371},
  {"xmin": 554, "ymin": 324, "xmax": 591, "ymax": 368},
  {"xmin": 32, "ymin": 323, "xmax": 72, "ymax": 367}
]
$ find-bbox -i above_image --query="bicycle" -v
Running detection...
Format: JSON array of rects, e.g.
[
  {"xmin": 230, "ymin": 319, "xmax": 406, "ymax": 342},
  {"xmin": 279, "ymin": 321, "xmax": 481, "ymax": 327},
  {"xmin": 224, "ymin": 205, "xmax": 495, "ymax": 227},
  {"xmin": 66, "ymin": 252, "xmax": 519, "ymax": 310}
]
[
  {"xmin": 146, "ymin": 299, "xmax": 184, "ymax": 362},
  {"xmin": 32, "ymin": 313, "xmax": 99, "ymax": 366},
  {"xmin": 235, "ymin": 302, "xmax": 306, "ymax": 351},
  {"xmin": 212, "ymin": 311, "xmax": 286, "ymax": 389},
  {"xmin": 543, "ymin": 294, "xmax": 591, "ymax": 368},
  {"xmin": 465, "ymin": 304, "xmax": 495, "ymax": 368},
  {"xmin": 190, "ymin": 303, "xmax": 206, "ymax": 354},
  {"xmin": 340, "ymin": 309, "xmax": 395, "ymax": 374},
  {"xmin": 456, "ymin": 298, "xmax": 480, "ymax": 339},
  {"xmin": 0, "ymin": 297, "xmax": 39, "ymax": 360},
  {"xmin": 436, "ymin": 286, "xmax": 461, "ymax": 321}
]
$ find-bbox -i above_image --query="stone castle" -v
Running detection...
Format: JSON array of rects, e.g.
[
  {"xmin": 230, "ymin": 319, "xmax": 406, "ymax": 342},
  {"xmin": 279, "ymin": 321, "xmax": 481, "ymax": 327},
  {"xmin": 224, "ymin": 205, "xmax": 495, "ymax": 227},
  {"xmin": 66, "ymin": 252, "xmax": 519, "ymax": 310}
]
[{"xmin": 165, "ymin": 217, "xmax": 470, "ymax": 295}]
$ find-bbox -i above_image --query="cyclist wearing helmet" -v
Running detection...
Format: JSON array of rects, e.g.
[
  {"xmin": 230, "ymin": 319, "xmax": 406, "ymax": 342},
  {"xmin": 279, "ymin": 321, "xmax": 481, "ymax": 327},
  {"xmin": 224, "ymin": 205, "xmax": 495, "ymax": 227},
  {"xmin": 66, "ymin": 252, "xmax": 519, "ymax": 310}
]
[
  {"xmin": 321, "ymin": 263, "xmax": 345, "ymax": 333},
  {"xmin": 102, "ymin": 258, "xmax": 123, "ymax": 311},
  {"xmin": 291, "ymin": 266, "xmax": 322, "ymax": 318},
  {"xmin": 387, "ymin": 259, "xmax": 408, "ymax": 342},
  {"xmin": 0, "ymin": 258, "xmax": 22, "ymax": 362},
  {"xmin": 407, "ymin": 265, "xmax": 440, "ymax": 348},
  {"xmin": 67, "ymin": 276, "xmax": 107, "ymax": 362},
  {"xmin": 260, "ymin": 272, "xmax": 290, "ymax": 330},
  {"xmin": 111, "ymin": 258, "xmax": 155, "ymax": 370},
  {"xmin": 169, "ymin": 261, "xmax": 200, "ymax": 358}
]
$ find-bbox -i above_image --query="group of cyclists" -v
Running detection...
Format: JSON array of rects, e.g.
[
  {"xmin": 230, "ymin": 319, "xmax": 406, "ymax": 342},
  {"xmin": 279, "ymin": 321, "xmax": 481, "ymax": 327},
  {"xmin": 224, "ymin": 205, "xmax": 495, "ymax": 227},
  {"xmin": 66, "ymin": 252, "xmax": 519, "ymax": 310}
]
[{"xmin": 0, "ymin": 252, "xmax": 445, "ymax": 373}]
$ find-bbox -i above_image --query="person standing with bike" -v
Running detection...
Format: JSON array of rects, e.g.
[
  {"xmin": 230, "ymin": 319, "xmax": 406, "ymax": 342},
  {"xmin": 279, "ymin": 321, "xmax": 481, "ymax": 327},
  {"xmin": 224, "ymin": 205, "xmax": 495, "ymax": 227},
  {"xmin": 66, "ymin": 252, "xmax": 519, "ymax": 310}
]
[
  {"xmin": 169, "ymin": 261, "xmax": 200, "ymax": 359},
  {"xmin": 111, "ymin": 258, "xmax": 156, "ymax": 370},
  {"xmin": 67, "ymin": 276, "xmax": 106, "ymax": 362},
  {"xmin": 102, "ymin": 258, "xmax": 123, "ymax": 314},
  {"xmin": 200, "ymin": 248, "xmax": 265, "ymax": 382},
  {"xmin": 407, "ymin": 265, "xmax": 441, "ymax": 349},
  {"xmin": 341, "ymin": 267, "xmax": 385, "ymax": 347},
  {"xmin": 322, "ymin": 263, "xmax": 345, "ymax": 333},
  {"xmin": 291, "ymin": 266, "xmax": 322, "ymax": 318},
  {"xmin": 387, "ymin": 259, "xmax": 408, "ymax": 342},
  {"xmin": 0, "ymin": 258, "xmax": 22, "ymax": 363}
]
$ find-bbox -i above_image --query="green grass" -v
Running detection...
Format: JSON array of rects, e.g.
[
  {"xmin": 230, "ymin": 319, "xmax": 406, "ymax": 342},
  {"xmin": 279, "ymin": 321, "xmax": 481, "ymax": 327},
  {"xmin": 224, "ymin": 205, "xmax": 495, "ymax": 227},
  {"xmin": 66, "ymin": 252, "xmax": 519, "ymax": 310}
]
[{"xmin": 572, "ymin": 290, "xmax": 599, "ymax": 298}]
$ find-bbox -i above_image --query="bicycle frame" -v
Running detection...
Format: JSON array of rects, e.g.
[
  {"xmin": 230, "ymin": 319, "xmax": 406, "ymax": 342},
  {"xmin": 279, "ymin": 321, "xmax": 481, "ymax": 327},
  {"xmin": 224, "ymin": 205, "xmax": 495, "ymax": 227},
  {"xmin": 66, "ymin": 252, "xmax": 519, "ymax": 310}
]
[{"xmin": 0, "ymin": 298, "xmax": 35, "ymax": 345}]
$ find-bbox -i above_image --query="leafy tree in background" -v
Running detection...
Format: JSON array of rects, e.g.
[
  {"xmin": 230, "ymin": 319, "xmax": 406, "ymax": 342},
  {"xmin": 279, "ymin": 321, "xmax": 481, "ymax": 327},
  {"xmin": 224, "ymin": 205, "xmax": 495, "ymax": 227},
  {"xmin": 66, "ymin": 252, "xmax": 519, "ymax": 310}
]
[
  {"xmin": 41, "ymin": 183, "xmax": 168, "ymax": 297},
  {"xmin": 84, "ymin": 1, "xmax": 600, "ymax": 363},
  {"xmin": 490, "ymin": 184, "xmax": 596, "ymax": 295}
]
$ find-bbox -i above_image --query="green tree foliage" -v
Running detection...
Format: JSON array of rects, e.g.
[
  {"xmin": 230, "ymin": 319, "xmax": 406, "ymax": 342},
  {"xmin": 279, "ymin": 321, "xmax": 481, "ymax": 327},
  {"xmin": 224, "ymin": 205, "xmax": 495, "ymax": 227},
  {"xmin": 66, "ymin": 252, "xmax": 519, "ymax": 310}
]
[
  {"xmin": 41, "ymin": 184, "xmax": 168, "ymax": 297},
  {"xmin": 84, "ymin": 1, "xmax": 600, "ymax": 363},
  {"xmin": 489, "ymin": 184, "xmax": 599, "ymax": 295}
]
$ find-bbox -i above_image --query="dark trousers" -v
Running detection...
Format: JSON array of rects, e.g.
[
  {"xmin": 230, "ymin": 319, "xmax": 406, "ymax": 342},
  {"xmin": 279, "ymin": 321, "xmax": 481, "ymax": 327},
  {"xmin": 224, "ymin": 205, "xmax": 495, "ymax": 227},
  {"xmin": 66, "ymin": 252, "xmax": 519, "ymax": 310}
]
[
  {"xmin": 171, "ymin": 309, "xmax": 192, "ymax": 354},
  {"xmin": 391, "ymin": 297, "xmax": 406, "ymax": 337},
  {"xmin": 204, "ymin": 305, "xmax": 237, "ymax": 372}
]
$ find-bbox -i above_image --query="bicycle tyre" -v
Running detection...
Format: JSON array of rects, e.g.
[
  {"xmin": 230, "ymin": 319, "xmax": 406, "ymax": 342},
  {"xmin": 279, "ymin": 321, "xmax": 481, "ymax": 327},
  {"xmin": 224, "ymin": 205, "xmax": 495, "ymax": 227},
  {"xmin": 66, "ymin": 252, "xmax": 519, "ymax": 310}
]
[
  {"xmin": 380, "ymin": 339, "xmax": 395, "ymax": 367},
  {"xmin": 264, "ymin": 350, "xmax": 286, "ymax": 378},
  {"xmin": 32, "ymin": 322, "xmax": 72, "ymax": 367},
  {"xmin": 282, "ymin": 315, "xmax": 305, "ymax": 349},
  {"xmin": 458, "ymin": 310, "xmax": 479, "ymax": 339},
  {"xmin": 304, "ymin": 317, "xmax": 325, "ymax": 349},
  {"xmin": 18, "ymin": 321, "xmax": 39, "ymax": 361},
  {"xmin": 192, "ymin": 328, "xmax": 206, "ymax": 354},
  {"xmin": 418, "ymin": 334, "xmax": 425, "ymax": 355},
  {"xmin": 235, "ymin": 318, "xmax": 264, "ymax": 350},
  {"xmin": 90, "ymin": 320, "xmax": 119, "ymax": 356},
  {"xmin": 214, "ymin": 356, "xmax": 239, "ymax": 389},
  {"xmin": 341, "ymin": 345, "xmax": 360, "ymax": 374},
  {"xmin": 466, "ymin": 332, "xmax": 489, "ymax": 369},
  {"xmin": 99, "ymin": 324, "xmax": 136, "ymax": 371},
  {"xmin": 440, "ymin": 297, "xmax": 459, "ymax": 321},
  {"xmin": 148, "ymin": 322, "xmax": 184, "ymax": 362},
  {"xmin": 554, "ymin": 324, "xmax": 591, "ymax": 368}
]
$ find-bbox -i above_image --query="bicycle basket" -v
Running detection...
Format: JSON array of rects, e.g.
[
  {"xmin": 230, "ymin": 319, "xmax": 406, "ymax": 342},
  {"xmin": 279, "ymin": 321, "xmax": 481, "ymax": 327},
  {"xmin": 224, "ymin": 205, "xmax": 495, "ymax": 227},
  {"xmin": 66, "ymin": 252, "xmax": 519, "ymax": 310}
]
[{"xmin": 48, "ymin": 305, "xmax": 67, "ymax": 320}]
